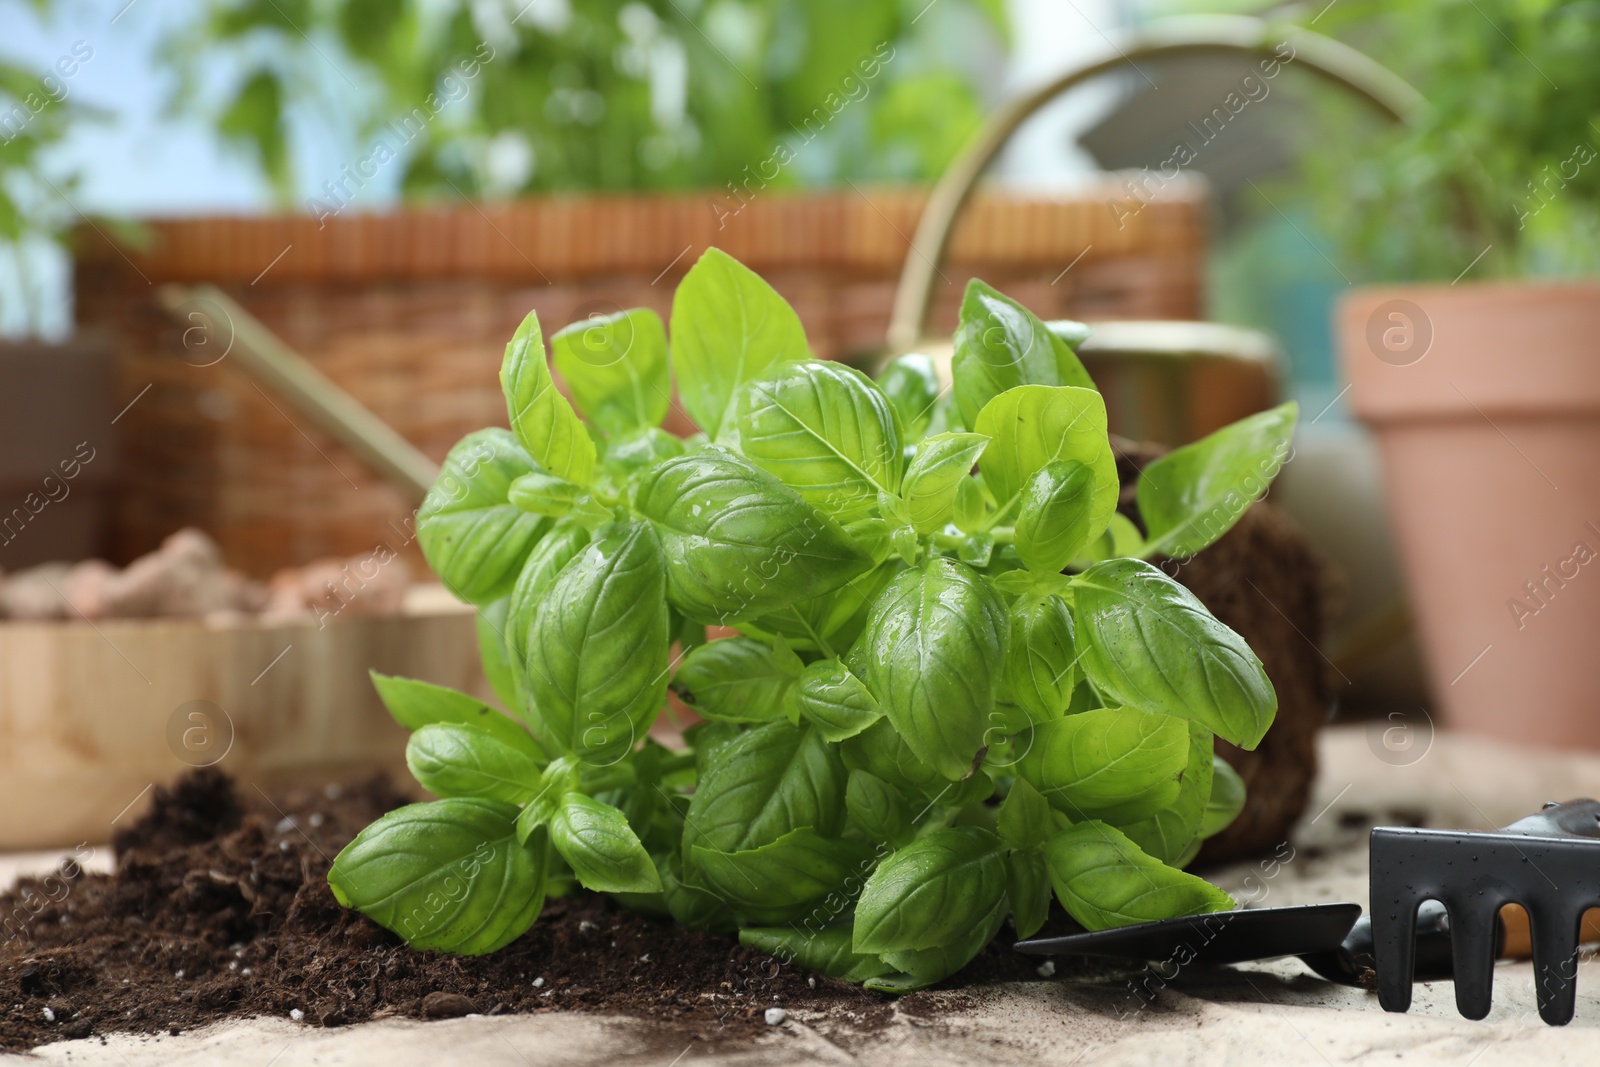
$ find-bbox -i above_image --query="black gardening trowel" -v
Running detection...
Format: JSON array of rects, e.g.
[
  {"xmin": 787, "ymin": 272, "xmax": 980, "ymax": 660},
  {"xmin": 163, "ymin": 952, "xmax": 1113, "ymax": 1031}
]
[{"xmin": 1015, "ymin": 799, "xmax": 1600, "ymax": 1025}]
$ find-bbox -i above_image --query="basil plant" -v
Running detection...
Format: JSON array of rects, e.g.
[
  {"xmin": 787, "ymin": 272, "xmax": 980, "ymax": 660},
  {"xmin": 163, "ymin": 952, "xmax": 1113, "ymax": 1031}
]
[{"xmin": 328, "ymin": 249, "xmax": 1299, "ymax": 991}]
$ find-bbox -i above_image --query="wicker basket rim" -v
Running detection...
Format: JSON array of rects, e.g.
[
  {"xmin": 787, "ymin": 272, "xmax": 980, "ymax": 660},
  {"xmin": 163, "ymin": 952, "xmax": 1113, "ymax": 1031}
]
[{"xmin": 75, "ymin": 183, "xmax": 1205, "ymax": 284}]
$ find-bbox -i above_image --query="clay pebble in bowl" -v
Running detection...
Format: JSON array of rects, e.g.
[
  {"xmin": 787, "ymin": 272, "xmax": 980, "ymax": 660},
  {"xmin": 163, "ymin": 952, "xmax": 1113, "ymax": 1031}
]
[{"xmin": 0, "ymin": 527, "xmax": 411, "ymax": 624}]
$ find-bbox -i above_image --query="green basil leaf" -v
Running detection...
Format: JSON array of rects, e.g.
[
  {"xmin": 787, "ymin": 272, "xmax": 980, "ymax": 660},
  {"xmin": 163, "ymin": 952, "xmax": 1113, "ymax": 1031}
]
[
  {"xmin": 416, "ymin": 429, "xmax": 549, "ymax": 604},
  {"xmin": 985, "ymin": 704, "xmax": 1037, "ymax": 753},
  {"xmin": 861, "ymin": 968, "xmax": 938, "ymax": 993},
  {"xmin": 603, "ymin": 425, "xmax": 686, "ymax": 474},
  {"xmin": 1073, "ymin": 558, "xmax": 1277, "ymax": 749},
  {"xmin": 500, "ymin": 311, "xmax": 596, "ymax": 485},
  {"xmin": 1015, "ymin": 706, "xmax": 1189, "ymax": 823},
  {"xmin": 891, "ymin": 525, "xmax": 921, "ymax": 565},
  {"xmin": 516, "ymin": 756, "xmax": 579, "ymax": 842},
  {"xmin": 837, "ymin": 729, "xmax": 993, "ymax": 815},
  {"xmin": 503, "ymin": 519, "xmax": 591, "ymax": 729},
  {"xmin": 1171, "ymin": 840, "xmax": 1202, "ymax": 870},
  {"xmin": 633, "ymin": 447, "xmax": 872, "ymax": 624},
  {"xmin": 843, "ymin": 516, "xmax": 893, "ymax": 565},
  {"xmin": 876, "ymin": 352, "xmax": 943, "ymax": 442},
  {"xmin": 860, "ymin": 557, "xmax": 1006, "ymax": 781},
  {"xmin": 1200, "ymin": 755, "xmax": 1247, "ymax": 839},
  {"xmin": 682, "ymin": 721, "xmax": 847, "ymax": 856},
  {"xmin": 840, "ymin": 718, "xmax": 953, "ymax": 804},
  {"xmin": 1045, "ymin": 318, "xmax": 1094, "ymax": 349},
  {"xmin": 795, "ymin": 659, "xmax": 884, "ymax": 742},
  {"xmin": 369, "ymin": 670, "xmax": 535, "ymax": 751},
  {"xmin": 672, "ymin": 637, "xmax": 798, "ymax": 724},
  {"xmin": 690, "ymin": 827, "xmax": 870, "ymax": 910},
  {"xmin": 658, "ymin": 850, "xmax": 736, "ymax": 932},
  {"xmin": 901, "ymin": 432, "xmax": 990, "ymax": 533},
  {"xmin": 550, "ymin": 792, "xmax": 662, "ymax": 893},
  {"xmin": 853, "ymin": 825, "xmax": 1007, "ymax": 954},
  {"xmin": 684, "ymin": 719, "xmax": 743, "ymax": 779},
  {"xmin": 877, "ymin": 488, "xmax": 912, "ymax": 528},
  {"xmin": 957, "ymin": 533, "xmax": 995, "ymax": 567},
  {"xmin": 1066, "ymin": 678, "xmax": 1105, "ymax": 715},
  {"xmin": 883, "ymin": 489, "xmax": 908, "ymax": 527},
  {"xmin": 670, "ymin": 247, "xmax": 808, "ymax": 440},
  {"xmin": 674, "ymin": 608, "xmax": 707, "ymax": 652},
  {"xmin": 952, "ymin": 280, "xmax": 1095, "ymax": 428},
  {"xmin": 406, "ymin": 723, "xmax": 544, "ymax": 804},
  {"xmin": 1014, "ymin": 459, "xmax": 1098, "ymax": 573},
  {"xmin": 508, "ymin": 470, "xmax": 581, "ymax": 516},
  {"xmin": 1007, "ymin": 848, "xmax": 1051, "ymax": 939},
  {"xmin": 1082, "ymin": 511, "xmax": 1146, "ymax": 563},
  {"xmin": 475, "ymin": 599, "xmax": 521, "ymax": 713},
  {"xmin": 1043, "ymin": 820, "xmax": 1234, "ymax": 931},
  {"xmin": 973, "ymin": 385, "xmax": 1117, "ymax": 540},
  {"xmin": 953, "ymin": 475, "xmax": 986, "ymax": 533},
  {"xmin": 996, "ymin": 776, "xmax": 1053, "ymax": 850},
  {"xmin": 327, "ymin": 798, "xmax": 547, "ymax": 955},
  {"xmin": 524, "ymin": 519, "xmax": 670, "ymax": 764},
  {"xmin": 875, "ymin": 892, "xmax": 1007, "ymax": 988},
  {"xmin": 1003, "ymin": 594, "xmax": 1080, "ymax": 724},
  {"xmin": 1117, "ymin": 721, "xmax": 1216, "ymax": 864},
  {"xmin": 505, "ymin": 518, "xmax": 591, "ymax": 653},
  {"xmin": 740, "ymin": 923, "xmax": 894, "ymax": 983},
  {"xmin": 991, "ymin": 569, "xmax": 1074, "ymax": 600},
  {"xmin": 745, "ymin": 559, "xmax": 899, "ymax": 654},
  {"xmin": 844, "ymin": 769, "xmax": 912, "ymax": 848},
  {"xmin": 1138, "ymin": 401, "xmax": 1298, "ymax": 559},
  {"xmin": 776, "ymin": 633, "xmax": 806, "ymax": 672},
  {"xmin": 736, "ymin": 359, "xmax": 902, "ymax": 523},
  {"xmin": 550, "ymin": 308, "xmax": 669, "ymax": 437}
]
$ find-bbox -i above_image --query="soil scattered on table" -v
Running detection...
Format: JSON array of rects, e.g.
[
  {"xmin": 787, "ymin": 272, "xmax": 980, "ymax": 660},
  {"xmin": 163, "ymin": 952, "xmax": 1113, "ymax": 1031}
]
[{"xmin": 0, "ymin": 770, "xmax": 1054, "ymax": 1051}]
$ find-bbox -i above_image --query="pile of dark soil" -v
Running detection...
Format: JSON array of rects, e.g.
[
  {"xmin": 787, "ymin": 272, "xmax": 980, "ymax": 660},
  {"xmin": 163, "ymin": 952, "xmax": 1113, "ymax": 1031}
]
[{"xmin": 0, "ymin": 770, "xmax": 1052, "ymax": 1052}]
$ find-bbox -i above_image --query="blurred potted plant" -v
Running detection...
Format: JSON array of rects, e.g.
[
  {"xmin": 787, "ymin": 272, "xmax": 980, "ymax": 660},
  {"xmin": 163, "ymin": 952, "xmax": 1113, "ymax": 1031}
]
[
  {"xmin": 160, "ymin": 0, "xmax": 1006, "ymax": 200},
  {"xmin": 0, "ymin": 41, "xmax": 121, "ymax": 569},
  {"xmin": 1299, "ymin": 0, "xmax": 1600, "ymax": 747}
]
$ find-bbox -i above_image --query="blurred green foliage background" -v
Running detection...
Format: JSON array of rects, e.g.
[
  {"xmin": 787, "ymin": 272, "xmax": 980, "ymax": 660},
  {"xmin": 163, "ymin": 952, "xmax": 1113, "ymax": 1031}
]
[
  {"xmin": 163, "ymin": 0, "xmax": 1008, "ymax": 202},
  {"xmin": 3, "ymin": 0, "xmax": 1599, "ymax": 372},
  {"xmin": 1293, "ymin": 0, "xmax": 1600, "ymax": 281}
]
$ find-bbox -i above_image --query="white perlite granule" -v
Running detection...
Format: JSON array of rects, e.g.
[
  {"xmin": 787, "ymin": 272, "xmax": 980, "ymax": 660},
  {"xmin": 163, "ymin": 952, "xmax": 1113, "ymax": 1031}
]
[{"xmin": 764, "ymin": 1007, "xmax": 787, "ymax": 1026}]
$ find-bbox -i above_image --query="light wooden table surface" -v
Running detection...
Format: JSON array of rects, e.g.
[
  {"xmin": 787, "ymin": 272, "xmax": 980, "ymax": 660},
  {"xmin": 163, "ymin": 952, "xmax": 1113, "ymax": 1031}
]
[{"xmin": 6, "ymin": 725, "xmax": 1600, "ymax": 1066}]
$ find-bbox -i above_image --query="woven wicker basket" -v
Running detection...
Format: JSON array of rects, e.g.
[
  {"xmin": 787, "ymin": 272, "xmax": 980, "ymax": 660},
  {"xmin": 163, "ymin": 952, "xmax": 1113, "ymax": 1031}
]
[{"xmin": 75, "ymin": 184, "xmax": 1204, "ymax": 575}]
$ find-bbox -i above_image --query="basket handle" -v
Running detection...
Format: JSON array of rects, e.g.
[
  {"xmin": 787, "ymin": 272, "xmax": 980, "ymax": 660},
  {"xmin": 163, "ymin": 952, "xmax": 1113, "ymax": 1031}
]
[{"xmin": 885, "ymin": 13, "xmax": 1423, "ymax": 352}]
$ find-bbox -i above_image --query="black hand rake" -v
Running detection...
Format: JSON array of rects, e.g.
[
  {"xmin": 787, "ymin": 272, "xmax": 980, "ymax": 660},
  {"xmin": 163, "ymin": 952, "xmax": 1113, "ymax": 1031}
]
[{"xmin": 1016, "ymin": 799, "xmax": 1600, "ymax": 1025}]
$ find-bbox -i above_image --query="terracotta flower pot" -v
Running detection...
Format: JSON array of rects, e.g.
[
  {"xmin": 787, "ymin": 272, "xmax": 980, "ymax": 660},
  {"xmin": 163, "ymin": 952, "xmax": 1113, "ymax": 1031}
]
[{"xmin": 1339, "ymin": 281, "xmax": 1600, "ymax": 748}]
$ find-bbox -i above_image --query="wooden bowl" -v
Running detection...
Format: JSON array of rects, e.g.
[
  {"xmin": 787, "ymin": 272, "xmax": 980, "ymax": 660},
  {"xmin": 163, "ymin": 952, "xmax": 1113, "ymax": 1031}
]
[{"xmin": 0, "ymin": 585, "xmax": 486, "ymax": 849}]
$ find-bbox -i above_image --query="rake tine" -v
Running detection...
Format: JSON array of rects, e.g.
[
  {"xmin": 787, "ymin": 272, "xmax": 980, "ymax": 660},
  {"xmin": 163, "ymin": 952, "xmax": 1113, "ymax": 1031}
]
[
  {"xmin": 1528, "ymin": 901, "xmax": 1585, "ymax": 1026},
  {"xmin": 1369, "ymin": 828, "xmax": 1422, "ymax": 1013},
  {"xmin": 1445, "ymin": 892, "xmax": 1504, "ymax": 1021}
]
